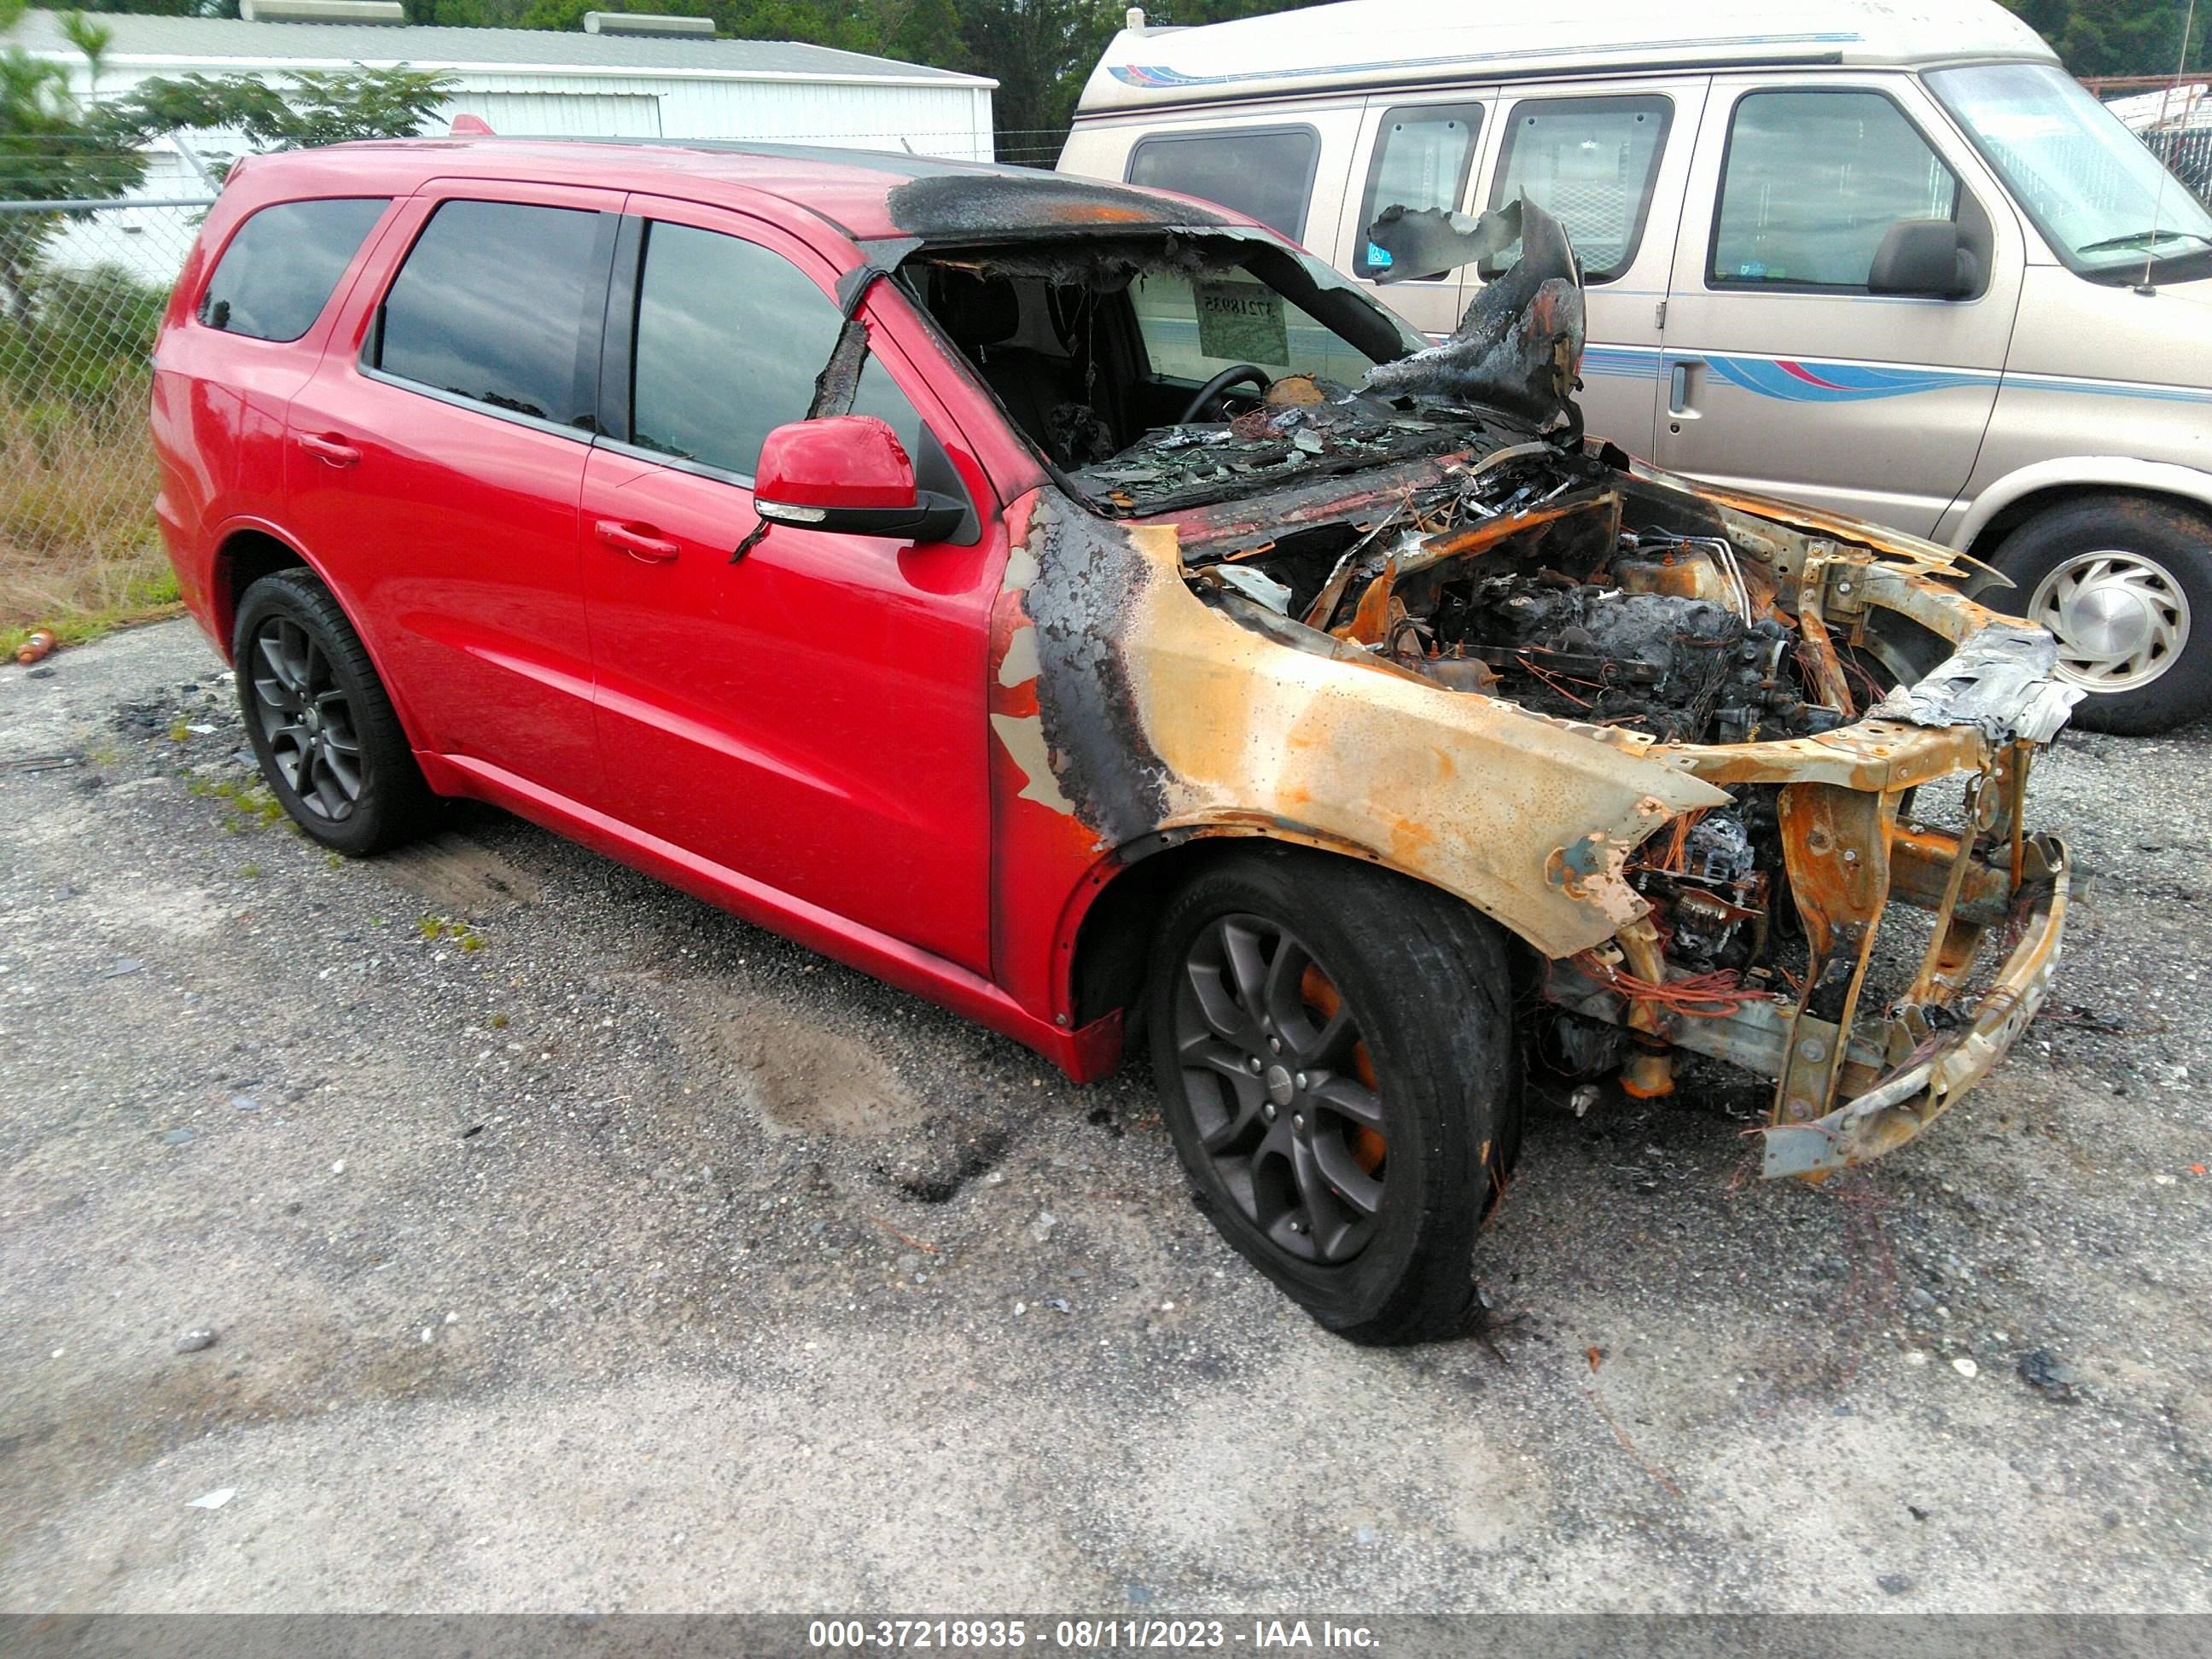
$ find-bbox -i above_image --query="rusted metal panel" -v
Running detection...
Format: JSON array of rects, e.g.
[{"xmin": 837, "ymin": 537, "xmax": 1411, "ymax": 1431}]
[{"xmin": 1763, "ymin": 837, "xmax": 2069, "ymax": 1179}]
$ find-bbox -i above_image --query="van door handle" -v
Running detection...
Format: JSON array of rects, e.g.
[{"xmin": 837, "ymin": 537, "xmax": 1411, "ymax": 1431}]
[
  {"xmin": 1667, "ymin": 359, "xmax": 1702, "ymax": 418},
  {"xmin": 594, "ymin": 519, "xmax": 681, "ymax": 562},
  {"xmin": 297, "ymin": 433, "xmax": 361, "ymax": 466}
]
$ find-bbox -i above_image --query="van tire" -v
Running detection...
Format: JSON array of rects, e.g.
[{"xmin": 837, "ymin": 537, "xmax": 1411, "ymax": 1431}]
[
  {"xmin": 1988, "ymin": 497, "xmax": 2212, "ymax": 735},
  {"xmin": 233, "ymin": 568, "xmax": 439, "ymax": 856},
  {"xmin": 1145, "ymin": 847, "xmax": 1520, "ymax": 1346}
]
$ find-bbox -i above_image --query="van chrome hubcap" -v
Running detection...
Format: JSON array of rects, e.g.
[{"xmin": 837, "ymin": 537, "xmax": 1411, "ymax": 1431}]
[{"xmin": 2029, "ymin": 550, "xmax": 2189, "ymax": 692}]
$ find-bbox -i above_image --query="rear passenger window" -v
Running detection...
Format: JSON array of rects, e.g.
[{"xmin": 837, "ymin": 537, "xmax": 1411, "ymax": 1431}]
[
  {"xmin": 198, "ymin": 197, "xmax": 387, "ymax": 342},
  {"xmin": 1355, "ymin": 104, "xmax": 1485, "ymax": 278},
  {"xmin": 628, "ymin": 220, "xmax": 921, "ymax": 480},
  {"xmin": 1487, "ymin": 95, "xmax": 1672, "ymax": 282},
  {"xmin": 1126, "ymin": 127, "xmax": 1321, "ymax": 242},
  {"xmin": 375, "ymin": 200, "xmax": 604, "ymax": 428},
  {"xmin": 1711, "ymin": 90, "xmax": 1960, "ymax": 288}
]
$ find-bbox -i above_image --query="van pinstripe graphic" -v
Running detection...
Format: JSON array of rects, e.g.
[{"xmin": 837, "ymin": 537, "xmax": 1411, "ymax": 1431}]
[
  {"xmin": 1108, "ymin": 32, "xmax": 1862, "ymax": 90},
  {"xmin": 1560, "ymin": 343, "xmax": 2212, "ymax": 406}
]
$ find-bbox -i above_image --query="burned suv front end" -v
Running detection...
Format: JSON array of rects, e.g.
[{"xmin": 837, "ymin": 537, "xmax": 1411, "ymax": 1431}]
[
  {"xmin": 890, "ymin": 183, "xmax": 2074, "ymax": 1181},
  {"xmin": 1101, "ymin": 424, "xmax": 2074, "ymax": 1180}
]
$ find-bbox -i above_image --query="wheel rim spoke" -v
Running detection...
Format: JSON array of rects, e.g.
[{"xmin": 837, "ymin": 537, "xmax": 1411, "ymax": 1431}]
[{"xmin": 1310, "ymin": 1072, "xmax": 1384, "ymax": 1131}]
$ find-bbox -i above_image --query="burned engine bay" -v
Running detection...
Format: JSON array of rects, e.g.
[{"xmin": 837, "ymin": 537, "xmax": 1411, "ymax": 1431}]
[
  {"xmin": 900, "ymin": 193, "xmax": 2075, "ymax": 1180},
  {"xmin": 1176, "ymin": 433, "xmax": 1863, "ymax": 751}
]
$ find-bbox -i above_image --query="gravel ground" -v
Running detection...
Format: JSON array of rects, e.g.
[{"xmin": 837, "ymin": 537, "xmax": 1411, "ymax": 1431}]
[{"xmin": 2, "ymin": 618, "xmax": 2208, "ymax": 1615}]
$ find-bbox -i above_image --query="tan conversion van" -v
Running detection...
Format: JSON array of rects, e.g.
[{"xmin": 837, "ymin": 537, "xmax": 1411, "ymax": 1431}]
[{"xmin": 1060, "ymin": 0, "xmax": 2212, "ymax": 731}]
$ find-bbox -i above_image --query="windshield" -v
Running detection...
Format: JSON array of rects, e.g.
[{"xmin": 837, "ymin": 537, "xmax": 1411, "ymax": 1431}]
[
  {"xmin": 1130, "ymin": 267, "xmax": 1401, "ymax": 388},
  {"xmin": 1927, "ymin": 61, "xmax": 2212, "ymax": 278}
]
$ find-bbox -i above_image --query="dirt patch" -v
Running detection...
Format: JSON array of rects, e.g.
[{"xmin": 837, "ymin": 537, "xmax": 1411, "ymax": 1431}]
[
  {"xmin": 702, "ymin": 999, "xmax": 926, "ymax": 1138},
  {"xmin": 375, "ymin": 830, "xmax": 544, "ymax": 913}
]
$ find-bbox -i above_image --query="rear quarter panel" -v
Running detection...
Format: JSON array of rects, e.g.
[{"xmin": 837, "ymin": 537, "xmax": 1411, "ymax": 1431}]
[{"xmin": 151, "ymin": 187, "xmax": 403, "ymax": 655}]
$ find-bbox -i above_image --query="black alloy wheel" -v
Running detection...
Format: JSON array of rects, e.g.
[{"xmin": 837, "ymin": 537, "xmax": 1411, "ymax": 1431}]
[
  {"xmin": 232, "ymin": 568, "xmax": 437, "ymax": 856},
  {"xmin": 1147, "ymin": 847, "xmax": 1519, "ymax": 1345},
  {"xmin": 1172, "ymin": 913, "xmax": 1389, "ymax": 1266},
  {"xmin": 248, "ymin": 614, "xmax": 364, "ymax": 822}
]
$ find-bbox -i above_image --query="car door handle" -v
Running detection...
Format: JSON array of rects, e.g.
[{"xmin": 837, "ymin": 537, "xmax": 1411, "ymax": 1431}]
[
  {"xmin": 297, "ymin": 433, "xmax": 361, "ymax": 466},
  {"xmin": 1667, "ymin": 359, "xmax": 1703, "ymax": 419},
  {"xmin": 594, "ymin": 519, "xmax": 681, "ymax": 562}
]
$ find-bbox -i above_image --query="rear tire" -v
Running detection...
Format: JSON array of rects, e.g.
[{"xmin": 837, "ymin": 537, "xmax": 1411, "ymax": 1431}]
[
  {"xmin": 233, "ymin": 568, "xmax": 437, "ymax": 856},
  {"xmin": 1145, "ymin": 847, "xmax": 1519, "ymax": 1345},
  {"xmin": 1988, "ymin": 497, "xmax": 2211, "ymax": 734}
]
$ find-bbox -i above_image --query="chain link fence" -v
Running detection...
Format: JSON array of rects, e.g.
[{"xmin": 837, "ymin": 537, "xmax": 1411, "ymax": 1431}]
[
  {"xmin": 0, "ymin": 196, "xmax": 209, "ymax": 637},
  {"xmin": 2143, "ymin": 125, "xmax": 2212, "ymax": 202}
]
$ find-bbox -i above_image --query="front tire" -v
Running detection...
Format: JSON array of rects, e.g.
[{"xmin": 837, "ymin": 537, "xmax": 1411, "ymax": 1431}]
[
  {"xmin": 1146, "ymin": 847, "xmax": 1519, "ymax": 1345},
  {"xmin": 233, "ymin": 568, "xmax": 437, "ymax": 856},
  {"xmin": 1989, "ymin": 498, "xmax": 2211, "ymax": 734}
]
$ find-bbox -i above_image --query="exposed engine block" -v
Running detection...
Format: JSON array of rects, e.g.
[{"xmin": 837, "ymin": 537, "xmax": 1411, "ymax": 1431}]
[{"xmin": 1435, "ymin": 579, "xmax": 1845, "ymax": 745}]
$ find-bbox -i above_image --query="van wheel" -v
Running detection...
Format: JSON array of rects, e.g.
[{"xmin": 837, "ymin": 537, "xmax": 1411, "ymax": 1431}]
[
  {"xmin": 233, "ymin": 568, "xmax": 437, "ymax": 855},
  {"xmin": 1989, "ymin": 498, "xmax": 2211, "ymax": 734},
  {"xmin": 1145, "ymin": 847, "xmax": 1519, "ymax": 1346}
]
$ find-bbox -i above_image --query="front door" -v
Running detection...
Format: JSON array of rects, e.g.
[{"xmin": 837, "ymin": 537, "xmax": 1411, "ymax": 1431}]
[
  {"xmin": 284, "ymin": 183, "xmax": 621, "ymax": 795},
  {"xmin": 1652, "ymin": 75, "xmax": 2025, "ymax": 535},
  {"xmin": 579, "ymin": 201, "xmax": 1000, "ymax": 973}
]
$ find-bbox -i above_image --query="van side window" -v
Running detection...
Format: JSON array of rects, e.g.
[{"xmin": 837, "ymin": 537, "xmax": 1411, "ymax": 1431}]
[
  {"xmin": 198, "ymin": 197, "xmax": 387, "ymax": 342},
  {"xmin": 1354, "ymin": 104, "xmax": 1485, "ymax": 279},
  {"xmin": 628, "ymin": 220, "xmax": 921, "ymax": 480},
  {"xmin": 1711, "ymin": 90, "xmax": 1960, "ymax": 288},
  {"xmin": 1487, "ymin": 95, "xmax": 1672, "ymax": 282},
  {"xmin": 375, "ymin": 201, "xmax": 605, "ymax": 428},
  {"xmin": 1126, "ymin": 127, "xmax": 1321, "ymax": 242}
]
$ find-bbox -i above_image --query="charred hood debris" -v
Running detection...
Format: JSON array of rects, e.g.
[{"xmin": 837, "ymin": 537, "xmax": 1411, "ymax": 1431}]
[{"xmin": 907, "ymin": 195, "xmax": 2076, "ymax": 1182}]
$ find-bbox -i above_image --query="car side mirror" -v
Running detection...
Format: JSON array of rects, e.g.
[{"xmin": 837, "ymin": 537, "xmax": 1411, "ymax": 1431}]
[
  {"xmin": 1868, "ymin": 219, "xmax": 1979, "ymax": 299},
  {"xmin": 754, "ymin": 415, "xmax": 969, "ymax": 543}
]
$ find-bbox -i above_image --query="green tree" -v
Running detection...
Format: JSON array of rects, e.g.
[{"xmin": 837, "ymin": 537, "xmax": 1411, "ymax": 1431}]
[{"xmin": 2004, "ymin": 0, "xmax": 2206, "ymax": 77}]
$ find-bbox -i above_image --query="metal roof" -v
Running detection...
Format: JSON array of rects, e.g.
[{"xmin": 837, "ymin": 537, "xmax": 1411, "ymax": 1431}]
[
  {"xmin": 1077, "ymin": 0, "xmax": 2052, "ymax": 114},
  {"xmin": 1, "ymin": 7, "xmax": 992, "ymax": 86}
]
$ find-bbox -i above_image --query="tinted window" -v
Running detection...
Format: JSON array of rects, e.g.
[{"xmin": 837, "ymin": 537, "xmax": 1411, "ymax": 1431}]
[
  {"xmin": 1355, "ymin": 105, "xmax": 1484, "ymax": 278},
  {"xmin": 1126, "ymin": 128, "xmax": 1320, "ymax": 241},
  {"xmin": 199, "ymin": 197, "xmax": 387, "ymax": 342},
  {"xmin": 630, "ymin": 220, "xmax": 920, "ymax": 479},
  {"xmin": 1488, "ymin": 96, "xmax": 1672, "ymax": 282},
  {"xmin": 1712, "ymin": 90, "xmax": 1960, "ymax": 288},
  {"xmin": 376, "ymin": 200, "xmax": 604, "ymax": 427}
]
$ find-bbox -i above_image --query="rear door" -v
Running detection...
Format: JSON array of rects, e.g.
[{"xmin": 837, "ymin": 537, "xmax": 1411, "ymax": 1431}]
[
  {"xmin": 284, "ymin": 182, "xmax": 621, "ymax": 795},
  {"xmin": 577, "ymin": 200, "xmax": 1002, "ymax": 973},
  {"xmin": 1651, "ymin": 74, "xmax": 2024, "ymax": 533},
  {"xmin": 1467, "ymin": 76, "xmax": 1706, "ymax": 457}
]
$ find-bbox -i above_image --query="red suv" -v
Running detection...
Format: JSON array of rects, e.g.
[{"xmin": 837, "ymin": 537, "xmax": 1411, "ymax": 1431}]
[{"xmin": 156, "ymin": 140, "xmax": 2073, "ymax": 1344}]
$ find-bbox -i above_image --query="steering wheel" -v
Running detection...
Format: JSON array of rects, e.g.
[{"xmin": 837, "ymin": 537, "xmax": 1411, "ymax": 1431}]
[{"xmin": 1179, "ymin": 363, "xmax": 1272, "ymax": 424}]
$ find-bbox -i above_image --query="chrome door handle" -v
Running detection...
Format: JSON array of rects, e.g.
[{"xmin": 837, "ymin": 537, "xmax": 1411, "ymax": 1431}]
[
  {"xmin": 297, "ymin": 433, "xmax": 361, "ymax": 466},
  {"xmin": 594, "ymin": 519, "xmax": 681, "ymax": 562}
]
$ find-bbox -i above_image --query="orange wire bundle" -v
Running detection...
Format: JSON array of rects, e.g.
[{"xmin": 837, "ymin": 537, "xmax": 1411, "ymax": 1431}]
[{"xmin": 1571, "ymin": 952, "xmax": 1776, "ymax": 1018}]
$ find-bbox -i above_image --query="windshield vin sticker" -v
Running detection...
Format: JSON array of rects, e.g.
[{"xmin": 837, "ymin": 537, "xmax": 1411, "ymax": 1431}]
[{"xmin": 1195, "ymin": 279, "xmax": 1288, "ymax": 364}]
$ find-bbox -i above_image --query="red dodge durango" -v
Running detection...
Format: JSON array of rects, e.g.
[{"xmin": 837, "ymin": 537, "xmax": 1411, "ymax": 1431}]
[{"xmin": 155, "ymin": 140, "xmax": 2074, "ymax": 1342}]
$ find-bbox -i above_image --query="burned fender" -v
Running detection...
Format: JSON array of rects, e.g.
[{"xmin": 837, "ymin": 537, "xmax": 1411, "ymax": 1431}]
[{"xmin": 990, "ymin": 491, "xmax": 1729, "ymax": 959}]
